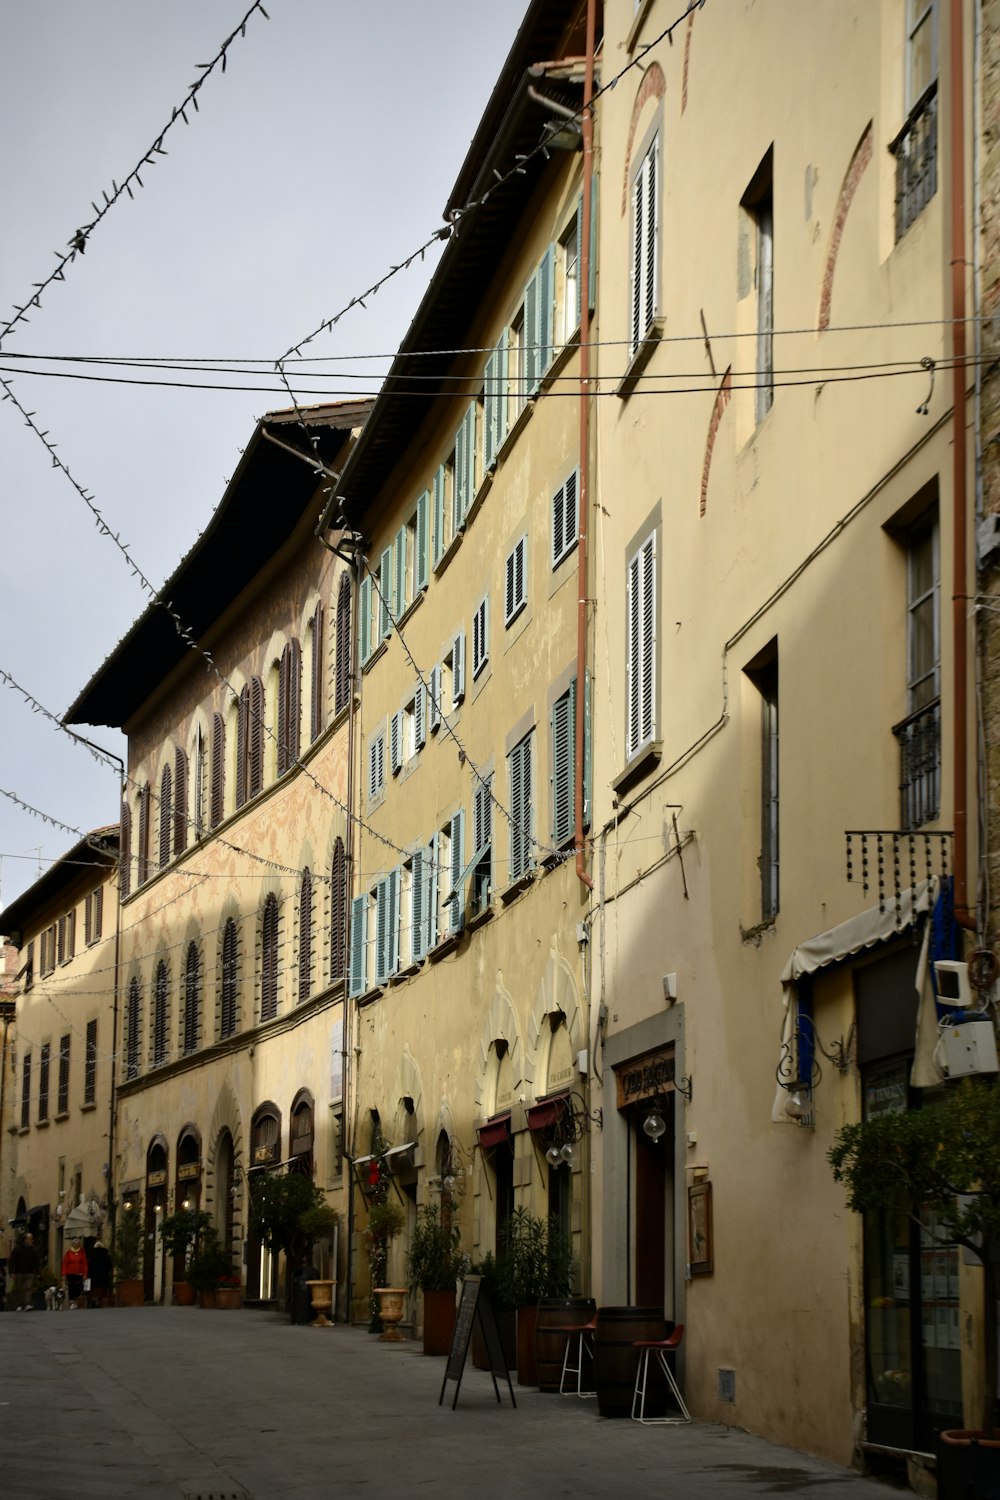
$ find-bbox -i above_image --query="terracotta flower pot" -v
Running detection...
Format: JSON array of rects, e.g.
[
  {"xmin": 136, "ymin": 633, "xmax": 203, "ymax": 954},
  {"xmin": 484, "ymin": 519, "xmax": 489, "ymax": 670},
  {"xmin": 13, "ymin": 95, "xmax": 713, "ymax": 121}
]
[
  {"xmin": 374, "ymin": 1287, "xmax": 407, "ymax": 1342},
  {"xmin": 215, "ymin": 1285, "xmax": 242, "ymax": 1309},
  {"xmin": 937, "ymin": 1429, "xmax": 1000, "ymax": 1500},
  {"xmin": 173, "ymin": 1281, "xmax": 195, "ymax": 1307},
  {"xmin": 116, "ymin": 1280, "xmax": 144, "ymax": 1308},
  {"xmin": 421, "ymin": 1288, "xmax": 457, "ymax": 1356}
]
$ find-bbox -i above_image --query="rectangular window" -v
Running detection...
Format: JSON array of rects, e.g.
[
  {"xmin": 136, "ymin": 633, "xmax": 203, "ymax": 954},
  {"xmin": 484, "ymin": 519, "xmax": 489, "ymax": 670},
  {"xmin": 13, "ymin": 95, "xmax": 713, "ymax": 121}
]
[
  {"xmin": 405, "ymin": 490, "xmax": 430, "ymax": 600},
  {"xmin": 413, "ymin": 838, "xmax": 438, "ymax": 957},
  {"xmin": 24, "ymin": 939, "xmax": 34, "ymax": 991},
  {"xmin": 38, "ymin": 1042, "xmax": 50, "ymax": 1122},
  {"xmin": 907, "ymin": 0, "xmax": 937, "ymax": 108},
  {"xmin": 84, "ymin": 1020, "xmax": 97, "ymax": 1104},
  {"xmin": 895, "ymin": 510, "xmax": 940, "ymax": 828},
  {"xmin": 743, "ymin": 149, "xmax": 774, "ymax": 425},
  {"xmin": 359, "ymin": 573, "xmax": 374, "ymax": 664},
  {"xmin": 552, "ymin": 470, "xmax": 579, "ymax": 569},
  {"xmin": 523, "ymin": 247, "xmax": 554, "ymax": 397},
  {"xmin": 472, "ymin": 595, "xmax": 490, "ymax": 679},
  {"xmin": 349, "ymin": 893, "xmax": 368, "ymax": 997},
  {"xmin": 442, "ymin": 631, "xmax": 465, "ymax": 710},
  {"xmin": 40, "ymin": 923, "xmax": 56, "ymax": 977},
  {"xmin": 393, "ymin": 524, "xmax": 409, "ymax": 621},
  {"xmin": 57, "ymin": 915, "xmax": 66, "ymax": 965},
  {"xmin": 893, "ymin": 1, "xmax": 938, "ymax": 240},
  {"xmin": 505, "ymin": 537, "xmax": 527, "ymax": 626},
  {"xmin": 454, "ymin": 404, "xmax": 477, "ymax": 532},
  {"xmin": 561, "ymin": 213, "xmax": 580, "ymax": 343},
  {"xmin": 483, "ymin": 335, "xmax": 509, "ymax": 472},
  {"xmin": 629, "ymin": 135, "xmax": 659, "ymax": 358},
  {"xmin": 374, "ymin": 870, "xmax": 400, "ymax": 986},
  {"xmin": 508, "ymin": 733, "xmax": 534, "ymax": 881},
  {"xmin": 21, "ymin": 1052, "xmax": 30, "ymax": 1129},
  {"xmin": 551, "ymin": 680, "xmax": 578, "ymax": 845},
  {"xmin": 626, "ymin": 532, "xmax": 657, "ymax": 760},
  {"xmin": 58, "ymin": 1034, "xmax": 70, "ymax": 1114},
  {"xmin": 471, "ymin": 778, "xmax": 493, "ymax": 915},
  {"xmin": 433, "ymin": 452, "xmax": 457, "ymax": 567},
  {"xmin": 368, "ymin": 728, "xmax": 386, "ymax": 802}
]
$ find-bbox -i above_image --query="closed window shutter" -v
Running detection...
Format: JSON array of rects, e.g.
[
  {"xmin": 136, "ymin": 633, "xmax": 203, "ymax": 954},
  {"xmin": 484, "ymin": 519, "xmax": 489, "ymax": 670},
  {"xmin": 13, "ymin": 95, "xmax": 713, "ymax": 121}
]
[
  {"xmin": 184, "ymin": 943, "xmax": 200, "ymax": 1054},
  {"xmin": 330, "ymin": 838, "xmax": 346, "ymax": 983},
  {"xmin": 394, "ymin": 525, "xmax": 407, "ymax": 619},
  {"xmin": 120, "ymin": 802, "xmax": 131, "ymax": 900},
  {"xmin": 424, "ymin": 835, "xmax": 438, "ymax": 952},
  {"xmin": 288, "ymin": 639, "xmax": 301, "ymax": 768},
  {"xmin": 390, "ymin": 712, "xmax": 402, "ymax": 775},
  {"xmin": 359, "ymin": 574, "xmax": 372, "ymax": 664},
  {"xmin": 154, "ymin": 961, "xmax": 168, "ymax": 1064},
  {"xmin": 211, "ymin": 714, "xmax": 225, "ymax": 828},
  {"xmin": 433, "ymin": 465, "xmax": 445, "ymax": 566},
  {"xmin": 414, "ymin": 683, "xmax": 426, "ymax": 748},
  {"xmin": 412, "ymin": 849, "xmax": 425, "ymax": 962},
  {"xmin": 551, "ymin": 680, "xmax": 576, "ymax": 843},
  {"xmin": 195, "ymin": 728, "xmax": 206, "ymax": 837},
  {"xmin": 379, "ymin": 548, "xmax": 392, "ymax": 639},
  {"xmin": 429, "ymin": 665, "xmax": 442, "ymax": 733},
  {"xmin": 630, "ymin": 139, "xmax": 658, "ymax": 358},
  {"xmin": 505, "ymin": 539, "xmax": 526, "ymax": 624},
  {"xmin": 159, "ymin": 764, "xmax": 172, "ymax": 867},
  {"xmin": 137, "ymin": 783, "xmax": 150, "ymax": 884},
  {"xmin": 509, "ymin": 735, "xmax": 533, "ymax": 879},
  {"xmin": 626, "ymin": 535, "xmax": 656, "ymax": 758},
  {"xmin": 94, "ymin": 885, "xmax": 103, "ymax": 941},
  {"xmin": 349, "ymin": 894, "xmax": 367, "ymax": 996},
  {"xmin": 388, "ymin": 866, "xmax": 400, "ymax": 976},
  {"xmin": 473, "ymin": 598, "xmax": 486, "ymax": 676},
  {"xmin": 464, "ymin": 404, "xmax": 477, "ymax": 512},
  {"xmin": 84, "ymin": 894, "xmax": 92, "ymax": 946},
  {"xmin": 449, "ymin": 808, "xmax": 465, "ymax": 932},
  {"xmin": 553, "ymin": 470, "xmax": 578, "ymax": 567},
  {"xmin": 497, "ymin": 330, "xmax": 509, "ymax": 449},
  {"xmin": 261, "ymin": 895, "xmax": 279, "ymax": 1020},
  {"xmin": 524, "ymin": 267, "xmax": 539, "ymax": 395},
  {"xmin": 84, "ymin": 1021, "xmax": 97, "ymax": 1104},
  {"xmin": 126, "ymin": 984, "xmax": 139, "ymax": 1080},
  {"xmin": 452, "ymin": 632, "xmax": 465, "ymax": 705},
  {"xmin": 454, "ymin": 417, "xmax": 468, "ymax": 532},
  {"xmin": 375, "ymin": 878, "xmax": 389, "ymax": 985},
  {"xmin": 249, "ymin": 677, "xmax": 264, "ymax": 796},
  {"xmin": 335, "ymin": 573, "xmax": 352, "ymax": 710},
  {"xmin": 173, "ymin": 747, "xmax": 188, "ymax": 855},
  {"xmin": 588, "ymin": 172, "xmax": 599, "ymax": 312},
  {"xmin": 236, "ymin": 683, "xmax": 249, "ymax": 808},
  {"xmin": 299, "ymin": 869, "xmax": 313, "ymax": 1001},
  {"xmin": 484, "ymin": 348, "xmax": 499, "ymax": 471},
  {"xmin": 369, "ymin": 732, "xmax": 384, "ymax": 799},
  {"xmin": 221, "ymin": 922, "xmax": 238, "ymax": 1040},
  {"xmin": 537, "ymin": 245, "xmax": 554, "ymax": 384},
  {"xmin": 58, "ymin": 1034, "xmax": 70, "ymax": 1113},
  {"xmin": 583, "ymin": 668, "xmax": 592, "ymax": 830},
  {"xmin": 311, "ymin": 599, "xmax": 325, "ymax": 742},
  {"xmin": 415, "ymin": 490, "xmax": 429, "ymax": 592}
]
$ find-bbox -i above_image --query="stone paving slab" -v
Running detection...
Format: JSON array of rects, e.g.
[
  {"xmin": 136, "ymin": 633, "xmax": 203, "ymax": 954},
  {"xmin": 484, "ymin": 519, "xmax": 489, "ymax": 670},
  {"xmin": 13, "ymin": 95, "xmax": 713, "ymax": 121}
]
[{"xmin": 0, "ymin": 1307, "xmax": 909, "ymax": 1499}]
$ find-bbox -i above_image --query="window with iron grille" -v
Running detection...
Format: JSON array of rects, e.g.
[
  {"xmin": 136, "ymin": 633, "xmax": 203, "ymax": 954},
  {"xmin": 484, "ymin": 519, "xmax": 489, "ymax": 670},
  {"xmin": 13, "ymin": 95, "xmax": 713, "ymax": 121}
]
[
  {"xmin": 261, "ymin": 894, "xmax": 279, "ymax": 1021},
  {"xmin": 126, "ymin": 979, "xmax": 141, "ymax": 1080},
  {"xmin": 895, "ymin": 509, "xmax": 940, "ymax": 828},
  {"xmin": 153, "ymin": 960, "xmax": 169, "ymax": 1066},
  {"xmin": 38, "ymin": 1042, "xmax": 50, "ymax": 1121},
  {"xmin": 21, "ymin": 1051, "xmax": 31, "ymax": 1129},
  {"xmin": 891, "ymin": 2, "xmax": 938, "ymax": 240},
  {"xmin": 84, "ymin": 1021, "xmax": 97, "ymax": 1104},
  {"xmin": 330, "ymin": 838, "xmax": 347, "ymax": 985},
  {"xmin": 58, "ymin": 1034, "xmax": 70, "ymax": 1114},
  {"xmin": 220, "ymin": 920, "xmax": 238, "ymax": 1040},
  {"xmin": 183, "ymin": 942, "xmax": 200, "ymax": 1055}
]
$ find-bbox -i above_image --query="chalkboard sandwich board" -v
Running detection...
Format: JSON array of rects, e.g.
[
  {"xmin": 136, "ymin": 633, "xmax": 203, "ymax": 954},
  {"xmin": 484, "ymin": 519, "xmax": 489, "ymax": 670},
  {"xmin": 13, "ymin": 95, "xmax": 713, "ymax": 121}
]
[{"xmin": 439, "ymin": 1276, "xmax": 516, "ymax": 1410}]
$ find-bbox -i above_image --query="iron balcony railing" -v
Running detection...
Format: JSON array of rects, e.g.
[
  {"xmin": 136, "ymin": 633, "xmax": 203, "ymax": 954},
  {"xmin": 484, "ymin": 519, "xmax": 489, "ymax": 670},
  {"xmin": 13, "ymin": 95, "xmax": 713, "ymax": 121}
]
[
  {"xmin": 892, "ymin": 696, "xmax": 941, "ymax": 830},
  {"xmin": 890, "ymin": 81, "xmax": 938, "ymax": 242}
]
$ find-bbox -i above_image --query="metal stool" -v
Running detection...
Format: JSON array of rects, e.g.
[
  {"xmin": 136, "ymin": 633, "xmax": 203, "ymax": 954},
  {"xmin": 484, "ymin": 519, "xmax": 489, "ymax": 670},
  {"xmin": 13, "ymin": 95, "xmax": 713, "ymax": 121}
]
[
  {"xmin": 553, "ymin": 1315, "xmax": 597, "ymax": 1397},
  {"xmin": 631, "ymin": 1324, "xmax": 691, "ymax": 1424}
]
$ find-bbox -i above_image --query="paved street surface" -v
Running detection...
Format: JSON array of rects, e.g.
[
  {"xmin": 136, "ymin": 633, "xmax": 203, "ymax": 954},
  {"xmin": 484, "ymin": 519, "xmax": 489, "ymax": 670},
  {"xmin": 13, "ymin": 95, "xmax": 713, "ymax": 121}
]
[{"xmin": 0, "ymin": 1307, "xmax": 907, "ymax": 1499}]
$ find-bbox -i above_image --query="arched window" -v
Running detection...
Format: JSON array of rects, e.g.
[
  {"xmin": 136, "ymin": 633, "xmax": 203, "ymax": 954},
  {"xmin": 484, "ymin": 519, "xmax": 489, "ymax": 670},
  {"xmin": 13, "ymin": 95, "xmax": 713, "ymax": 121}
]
[
  {"xmin": 236, "ymin": 683, "xmax": 250, "ymax": 810},
  {"xmin": 210, "ymin": 713, "xmax": 225, "ymax": 828},
  {"xmin": 183, "ymin": 941, "xmax": 200, "ymax": 1054},
  {"xmin": 221, "ymin": 918, "xmax": 239, "ymax": 1040},
  {"xmin": 248, "ymin": 677, "xmax": 264, "ymax": 798},
  {"xmin": 310, "ymin": 599, "xmax": 325, "ymax": 743},
  {"xmin": 330, "ymin": 837, "xmax": 346, "ymax": 984},
  {"xmin": 277, "ymin": 640, "xmax": 302, "ymax": 776},
  {"xmin": 137, "ymin": 782, "xmax": 151, "ymax": 885},
  {"xmin": 334, "ymin": 574, "xmax": 351, "ymax": 716},
  {"xmin": 261, "ymin": 894, "xmax": 279, "ymax": 1022},
  {"xmin": 299, "ymin": 869, "xmax": 313, "ymax": 1002},
  {"xmin": 173, "ymin": 746, "xmax": 188, "ymax": 856},
  {"xmin": 195, "ymin": 726, "xmax": 206, "ymax": 839},
  {"xmin": 126, "ymin": 978, "xmax": 141, "ymax": 1080},
  {"xmin": 159, "ymin": 763, "xmax": 172, "ymax": 869},
  {"xmin": 152, "ymin": 960, "xmax": 169, "ymax": 1066},
  {"xmin": 120, "ymin": 800, "xmax": 132, "ymax": 900}
]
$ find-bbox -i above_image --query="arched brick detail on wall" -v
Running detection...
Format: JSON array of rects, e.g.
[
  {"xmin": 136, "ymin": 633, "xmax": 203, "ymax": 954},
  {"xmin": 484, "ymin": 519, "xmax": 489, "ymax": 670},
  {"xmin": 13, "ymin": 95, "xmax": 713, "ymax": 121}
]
[
  {"xmin": 817, "ymin": 122, "xmax": 874, "ymax": 333},
  {"xmin": 700, "ymin": 367, "xmax": 733, "ymax": 517},
  {"xmin": 681, "ymin": 10, "xmax": 696, "ymax": 115},
  {"xmin": 621, "ymin": 62, "xmax": 667, "ymax": 216}
]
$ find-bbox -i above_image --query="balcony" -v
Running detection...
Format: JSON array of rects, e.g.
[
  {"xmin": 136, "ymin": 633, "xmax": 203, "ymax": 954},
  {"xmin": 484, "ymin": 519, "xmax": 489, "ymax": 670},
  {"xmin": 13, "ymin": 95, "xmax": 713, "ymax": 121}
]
[
  {"xmin": 892, "ymin": 697, "xmax": 941, "ymax": 830},
  {"xmin": 890, "ymin": 81, "xmax": 937, "ymax": 242}
]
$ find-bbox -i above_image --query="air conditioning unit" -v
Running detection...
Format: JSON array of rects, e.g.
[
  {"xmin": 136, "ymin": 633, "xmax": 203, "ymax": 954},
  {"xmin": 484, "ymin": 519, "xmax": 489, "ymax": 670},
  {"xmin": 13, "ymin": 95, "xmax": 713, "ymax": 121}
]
[{"xmin": 936, "ymin": 1016, "xmax": 1000, "ymax": 1078}]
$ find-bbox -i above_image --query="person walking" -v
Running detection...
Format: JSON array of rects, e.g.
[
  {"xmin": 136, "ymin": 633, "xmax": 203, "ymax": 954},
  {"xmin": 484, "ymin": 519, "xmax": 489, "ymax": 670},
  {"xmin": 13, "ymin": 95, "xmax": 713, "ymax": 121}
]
[
  {"xmin": 61, "ymin": 1236, "xmax": 88, "ymax": 1309},
  {"xmin": 8, "ymin": 1232, "xmax": 39, "ymax": 1310}
]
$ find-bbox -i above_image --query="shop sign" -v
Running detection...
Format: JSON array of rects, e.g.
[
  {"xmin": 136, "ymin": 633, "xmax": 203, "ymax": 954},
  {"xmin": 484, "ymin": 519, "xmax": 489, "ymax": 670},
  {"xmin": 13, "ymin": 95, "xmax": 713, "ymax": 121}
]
[
  {"xmin": 177, "ymin": 1162, "xmax": 200, "ymax": 1182},
  {"xmin": 615, "ymin": 1047, "xmax": 675, "ymax": 1108},
  {"xmin": 253, "ymin": 1143, "xmax": 278, "ymax": 1165},
  {"xmin": 147, "ymin": 1169, "xmax": 167, "ymax": 1187}
]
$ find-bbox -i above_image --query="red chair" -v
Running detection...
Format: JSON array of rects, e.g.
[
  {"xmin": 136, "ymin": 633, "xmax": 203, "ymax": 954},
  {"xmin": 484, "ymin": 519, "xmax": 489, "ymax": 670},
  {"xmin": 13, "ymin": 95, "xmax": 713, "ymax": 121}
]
[
  {"xmin": 552, "ymin": 1315, "xmax": 597, "ymax": 1397},
  {"xmin": 631, "ymin": 1323, "xmax": 691, "ymax": 1424}
]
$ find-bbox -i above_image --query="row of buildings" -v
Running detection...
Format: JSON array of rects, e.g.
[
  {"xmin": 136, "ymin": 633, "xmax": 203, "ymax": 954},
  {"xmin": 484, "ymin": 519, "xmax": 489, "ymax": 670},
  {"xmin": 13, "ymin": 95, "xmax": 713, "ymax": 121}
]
[{"xmin": 3, "ymin": 0, "xmax": 998, "ymax": 1480}]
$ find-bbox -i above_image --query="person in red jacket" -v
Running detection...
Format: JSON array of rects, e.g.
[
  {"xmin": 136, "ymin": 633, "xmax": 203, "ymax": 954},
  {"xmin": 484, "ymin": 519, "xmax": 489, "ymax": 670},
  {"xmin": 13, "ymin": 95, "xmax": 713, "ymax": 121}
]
[{"xmin": 61, "ymin": 1238, "xmax": 88, "ymax": 1309}]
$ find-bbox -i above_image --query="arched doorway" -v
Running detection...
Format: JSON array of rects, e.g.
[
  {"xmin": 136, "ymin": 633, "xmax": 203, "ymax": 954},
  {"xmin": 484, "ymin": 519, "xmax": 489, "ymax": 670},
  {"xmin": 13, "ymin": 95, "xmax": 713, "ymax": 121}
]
[
  {"xmin": 289, "ymin": 1091, "xmax": 314, "ymax": 1178},
  {"xmin": 145, "ymin": 1137, "xmax": 169, "ymax": 1303},
  {"xmin": 215, "ymin": 1129, "xmax": 236, "ymax": 1266},
  {"xmin": 246, "ymin": 1103, "xmax": 281, "ymax": 1302},
  {"xmin": 174, "ymin": 1127, "xmax": 202, "ymax": 1285}
]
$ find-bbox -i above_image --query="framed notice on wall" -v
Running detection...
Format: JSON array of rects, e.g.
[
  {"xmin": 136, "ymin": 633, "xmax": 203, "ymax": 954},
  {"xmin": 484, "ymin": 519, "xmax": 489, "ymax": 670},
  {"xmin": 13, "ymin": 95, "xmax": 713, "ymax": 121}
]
[{"xmin": 688, "ymin": 1181, "xmax": 713, "ymax": 1276}]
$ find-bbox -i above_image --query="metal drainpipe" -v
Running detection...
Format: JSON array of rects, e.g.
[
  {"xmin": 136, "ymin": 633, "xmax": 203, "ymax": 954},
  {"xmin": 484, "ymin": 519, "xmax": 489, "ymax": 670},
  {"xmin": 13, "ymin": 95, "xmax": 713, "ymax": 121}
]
[
  {"xmin": 949, "ymin": 0, "xmax": 975, "ymax": 930},
  {"xmin": 343, "ymin": 553, "xmax": 359, "ymax": 1322},
  {"xmin": 575, "ymin": 0, "xmax": 597, "ymax": 898}
]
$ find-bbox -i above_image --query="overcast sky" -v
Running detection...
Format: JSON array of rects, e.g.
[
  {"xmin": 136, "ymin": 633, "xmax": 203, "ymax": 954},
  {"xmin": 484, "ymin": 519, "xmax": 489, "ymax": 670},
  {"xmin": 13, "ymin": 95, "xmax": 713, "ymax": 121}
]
[{"xmin": 0, "ymin": 0, "xmax": 526, "ymax": 910}]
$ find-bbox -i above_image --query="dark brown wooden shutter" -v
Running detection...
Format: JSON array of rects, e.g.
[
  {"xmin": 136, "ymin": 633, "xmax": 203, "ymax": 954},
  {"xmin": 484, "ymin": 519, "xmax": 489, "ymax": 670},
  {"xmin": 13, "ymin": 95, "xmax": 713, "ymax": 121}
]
[
  {"xmin": 330, "ymin": 837, "xmax": 346, "ymax": 983},
  {"xmin": 211, "ymin": 713, "xmax": 225, "ymax": 827},
  {"xmin": 235, "ymin": 683, "xmax": 249, "ymax": 809},
  {"xmin": 84, "ymin": 895, "xmax": 92, "ymax": 946},
  {"xmin": 184, "ymin": 942, "xmax": 200, "ymax": 1054},
  {"xmin": 84, "ymin": 1020, "xmax": 97, "ymax": 1104},
  {"xmin": 249, "ymin": 677, "xmax": 263, "ymax": 797},
  {"xmin": 261, "ymin": 894, "xmax": 279, "ymax": 1021},
  {"xmin": 335, "ymin": 574, "xmax": 351, "ymax": 716},
  {"xmin": 137, "ymin": 785, "xmax": 150, "ymax": 885},
  {"xmin": 94, "ymin": 885, "xmax": 103, "ymax": 941},
  {"xmin": 221, "ymin": 919, "xmax": 238, "ymax": 1039},
  {"xmin": 153, "ymin": 960, "xmax": 168, "ymax": 1065},
  {"xmin": 120, "ymin": 801, "xmax": 132, "ymax": 899},
  {"xmin": 277, "ymin": 649, "xmax": 289, "ymax": 777},
  {"xmin": 173, "ymin": 747, "xmax": 188, "ymax": 855},
  {"xmin": 159, "ymin": 763, "xmax": 172, "ymax": 869},
  {"xmin": 299, "ymin": 869, "xmax": 313, "ymax": 1002},
  {"xmin": 289, "ymin": 639, "xmax": 301, "ymax": 765},
  {"xmin": 311, "ymin": 601, "xmax": 324, "ymax": 743}
]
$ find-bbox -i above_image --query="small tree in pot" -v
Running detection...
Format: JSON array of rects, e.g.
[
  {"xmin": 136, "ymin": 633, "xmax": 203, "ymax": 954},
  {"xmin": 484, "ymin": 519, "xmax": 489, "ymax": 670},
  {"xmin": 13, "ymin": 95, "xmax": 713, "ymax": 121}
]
[
  {"xmin": 498, "ymin": 1207, "xmax": 576, "ymax": 1385},
  {"xmin": 407, "ymin": 1202, "xmax": 469, "ymax": 1355},
  {"xmin": 158, "ymin": 1208, "xmax": 212, "ymax": 1304},
  {"xmin": 113, "ymin": 1202, "xmax": 143, "ymax": 1306}
]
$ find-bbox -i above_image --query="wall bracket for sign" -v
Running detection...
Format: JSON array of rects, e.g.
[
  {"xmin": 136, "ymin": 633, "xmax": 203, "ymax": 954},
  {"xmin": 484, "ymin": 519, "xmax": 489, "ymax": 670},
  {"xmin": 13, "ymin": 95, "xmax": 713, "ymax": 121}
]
[{"xmin": 439, "ymin": 1275, "xmax": 516, "ymax": 1410}]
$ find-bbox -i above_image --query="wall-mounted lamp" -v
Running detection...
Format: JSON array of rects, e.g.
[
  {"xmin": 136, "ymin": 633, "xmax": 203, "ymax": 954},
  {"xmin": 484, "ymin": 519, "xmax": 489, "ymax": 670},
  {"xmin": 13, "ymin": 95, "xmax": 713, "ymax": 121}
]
[{"xmin": 543, "ymin": 1091, "xmax": 602, "ymax": 1169}]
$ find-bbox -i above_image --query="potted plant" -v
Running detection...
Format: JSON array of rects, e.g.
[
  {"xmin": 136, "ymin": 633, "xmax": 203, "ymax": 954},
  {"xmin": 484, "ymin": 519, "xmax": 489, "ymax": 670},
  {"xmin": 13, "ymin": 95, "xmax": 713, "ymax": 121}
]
[
  {"xmin": 407, "ymin": 1202, "xmax": 469, "ymax": 1355},
  {"xmin": 498, "ymin": 1207, "xmax": 577, "ymax": 1385},
  {"xmin": 158, "ymin": 1207, "xmax": 212, "ymax": 1306},
  {"xmin": 299, "ymin": 1202, "xmax": 338, "ymax": 1325},
  {"xmin": 113, "ymin": 1202, "xmax": 144, "ymax": 1307},
  {"xmin": 469, "ymin": 1252, "xmax": 516, "ymax": 1371},
  {"xmin": 248, "ymin": 1171, "xmax": 330, "ymax": 1318},
  {"xmin": 185, "ymin": 1225, "xmax": 233, "ymax": 1308},
  {"xmin": 366, "ymin": 1198, "xmax": 406, "ymax": 1338},
  {"xmin": 829, "ymin": 1077, "xmax": 1000, "ymax": 1496},
  {"xmin": 214, "ymin": 1271, "xmax": 243, "ymax": 1310}
]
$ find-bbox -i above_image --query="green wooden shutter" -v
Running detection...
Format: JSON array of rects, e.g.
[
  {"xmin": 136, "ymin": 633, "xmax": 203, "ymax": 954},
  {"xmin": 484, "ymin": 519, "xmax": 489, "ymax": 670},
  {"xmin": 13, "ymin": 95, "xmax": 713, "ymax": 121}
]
[
  {"xmin": 414, "ymin": 683, "xmax": 426, "ymax": 748},
  {"xmin": 415, "ymin": 490, "xmax": 429, "ymax": 591},
  {"xmin": 588, "ymin": 171, "xmax": 598, "ymax": 312},
  {"xmin": 349, "ymin": 894, "xmax": 367, "ymax": 996},
  {"xmin": 412, "ymin": 849, "xmax": 425, "ymax": 962},
  {"xmin": 388, "ymin": 867, "xmax": 400, "ymax": 976},
  {"xmin": 551, "ymin": 680, "xmax": 576, "ymax": 843},
  {"xmin": 359, "ymin": 574, "xmax": 372, "ymax": 663},
  {"xmin": 429, "ymin": 664, "xmax": 442, "ymax": 733},
  {"xmin": 537, "ymin": 244, "xmax": 554, "ymax": 382},
  {"xmin": 379, "ymin": 548, "xmax": 392, "ymax": 639},
  {"xmin": 449, "ymin": 808, "xmax": 465, "ymax": 932},
  {"xmin": 484, "ymin": 348, "xmax": 499, "ymax": 471},
  {"xmin": 425, "ymin": 835, "xmax": 438, "ymax": 952},
  {"xmin": 452, "ymin": 631, "xmax": 465, "ymax": 704},
  {"xmin": 464, "ymin": 403, "xmax": 477, "ymax": 509},
  {"xmin": 583, "ymin": 668, "xmax": 592, "ymax": 831},
  {"xmin": 394, "ymin": 525, "xmax": 407, "ymax": 619},
  {"xmin": 390, "ymin": 712, "xmax": 402, "ymax": 775},
  {"xmin": 433, "ymin": 465, "xmax": 445, "ymax": 567},
  {"xmin": 524, "ymin": 267, "xmax": 539, "ymax": 394},
  {"xmin": 375, "ymin": 878, "xmax": 389, "ymax": 985}
]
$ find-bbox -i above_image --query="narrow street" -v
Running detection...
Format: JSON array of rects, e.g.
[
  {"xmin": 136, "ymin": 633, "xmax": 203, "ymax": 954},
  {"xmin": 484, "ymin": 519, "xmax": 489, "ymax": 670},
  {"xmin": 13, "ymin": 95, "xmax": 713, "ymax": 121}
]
[{"xmin": 0, "ymin": 1307, "xmax": 906, "ymax": 1499}]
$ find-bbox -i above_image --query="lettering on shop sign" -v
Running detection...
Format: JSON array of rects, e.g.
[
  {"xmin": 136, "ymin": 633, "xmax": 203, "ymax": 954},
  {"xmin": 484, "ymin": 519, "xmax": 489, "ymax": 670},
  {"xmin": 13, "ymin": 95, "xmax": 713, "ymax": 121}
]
[
  {"xmin": 550, "ymin": 1065, "xmax": 575, "ymax": 1086},
  {"xmin": 254, "ymin": 1144, "xmax": 278, "ymax": 1165},
  {"xmin": 177, "ymin": 1162, "xmax": 200, "ymax": 1181},
  {"xmin": 615, "ymin": 1047, "xmax": 675, "ymax": 1109},
  {"xmin": 147, "ymin": 1170, "xmax": 167, "ymax": 1187},
  {"xmin": 497, "ymin": 1090, "xmax": 513, "ymax": 1107}
]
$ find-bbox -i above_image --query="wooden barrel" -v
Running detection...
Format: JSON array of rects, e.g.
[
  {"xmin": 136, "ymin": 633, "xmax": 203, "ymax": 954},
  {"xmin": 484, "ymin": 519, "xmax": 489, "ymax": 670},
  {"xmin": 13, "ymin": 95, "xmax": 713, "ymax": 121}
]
[
  {"xmin": 535, "ymin": 1297, "xmax": 597, "ymax": 1393},
  {"xmin": 594, "ymin": 1307, "xmax": 671, "ymax": 1418}
]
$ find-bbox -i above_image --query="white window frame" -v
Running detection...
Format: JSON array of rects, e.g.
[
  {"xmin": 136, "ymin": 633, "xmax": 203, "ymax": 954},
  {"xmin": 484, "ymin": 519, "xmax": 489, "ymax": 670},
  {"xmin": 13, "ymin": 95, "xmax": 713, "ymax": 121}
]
[
  {"xmin": 472, "ymin": 594, "xmax": 490, "ymax": 680},
  {"xmin": 629, "ymin": 134, "xmax": 660, "ymax": 360},
  {"xmin": 625, "ymin": 532, "xmax": 657, "ymax": 761}
]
